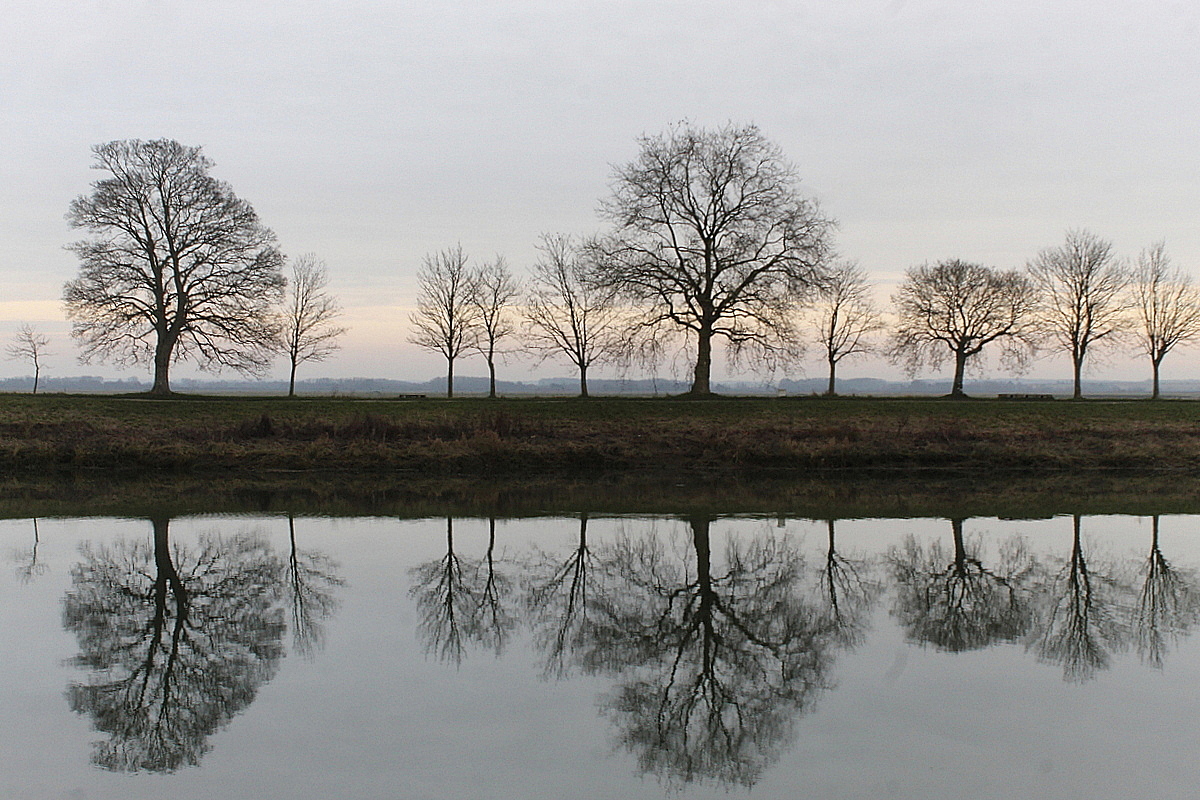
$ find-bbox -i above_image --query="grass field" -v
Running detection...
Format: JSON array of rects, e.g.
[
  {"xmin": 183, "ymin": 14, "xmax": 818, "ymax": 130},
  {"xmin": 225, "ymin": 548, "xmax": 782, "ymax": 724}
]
[{"xmin": 1, "ymin": 392, "xmax": 1197, "ymax": 478}]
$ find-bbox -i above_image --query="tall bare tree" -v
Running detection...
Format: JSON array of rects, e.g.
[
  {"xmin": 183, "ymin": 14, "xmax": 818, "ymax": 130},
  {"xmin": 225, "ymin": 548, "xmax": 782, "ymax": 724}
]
[
  {"xmin": 469, "ymin": 256, "xmax": 520, "ymax": 399},
  {"xmin": 409, "ymin": 246, "xmax": 479, "ymax": 398},
  {"xmin": 1028, "ymin": 229, "xmax": 1128, "ymax": 400},
  {"xmin": 592, "ymin": 123, "xmax": 834, "ymax": 395},
  {"xmin": 523, "ymin": 234, "xmax": 624, "ymax": 397},
  {"xmin": 809, "ymin": 261, "xmax": 884, "ymax": 396},
  {"xmin": 890, "ymin": 259, "xmax": 1038, "ymax": 397},
  {"xmin": 6, "ymin": 323, "xmax": 51, "ymax": 394},
  {"xmin": 1130, "ymin": 242, "xmax": 1200, "ymax": 399},
  {"xmin": 63, "ymin": 139, "xmax": 285, "ymax": 395},
  {"xmin": 278, "ymin": 254, "xmax": 346, "ymax": 397}
]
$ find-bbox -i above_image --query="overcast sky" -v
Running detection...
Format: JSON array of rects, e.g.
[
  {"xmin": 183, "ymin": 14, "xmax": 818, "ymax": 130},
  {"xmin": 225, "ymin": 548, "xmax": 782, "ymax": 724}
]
[{"xmin": 3, "ymin": 0, "xmax": 1198, "ymax": 386}]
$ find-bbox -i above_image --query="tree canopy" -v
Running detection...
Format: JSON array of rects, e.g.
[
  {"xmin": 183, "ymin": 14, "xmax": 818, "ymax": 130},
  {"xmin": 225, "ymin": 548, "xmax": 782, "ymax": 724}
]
[{"xmin": 63, "ymin": 139, "xmax": 284, "ymax": 395}]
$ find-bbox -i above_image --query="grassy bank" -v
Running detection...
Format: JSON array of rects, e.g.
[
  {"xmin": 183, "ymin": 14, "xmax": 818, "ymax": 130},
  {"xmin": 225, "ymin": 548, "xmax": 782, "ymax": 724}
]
[{"xmin": 1, "ymin": 393, "xmax": 1199, "ymax": 478}]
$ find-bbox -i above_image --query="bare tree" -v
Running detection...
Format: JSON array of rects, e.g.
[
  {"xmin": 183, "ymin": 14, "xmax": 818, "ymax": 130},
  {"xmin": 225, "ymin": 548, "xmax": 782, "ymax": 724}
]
[
  {"xmin": 63, "ymin": 139, "xmax": 285, "ymax": 396},
  {"xmin": 1130, "ymin": 242, "xmax": 1200, "ymax": 399},
  {"xmin": 523, "ymin": 234, "xmax": 624, "ymax": 397},
  {"xmin": 278, "ymin": 254, "xmax": 346, "ymax": 397},
  {"xmin": 890, "ymin": 259, "xmax": 1038, "ymax": 397},
  {"xmin": 408, "ymin": 246, "xmax": 479, "ymax": 398},
  {"xmin": 469, "ymin": 256, "xmax": 520, "ymax": 399},
  {"xmin": 592, "ymin": 122, "xmax": 834, "ymax": 395},
  {"xmin": 809, "ymin": 261, "xmax": 883, "ymax": 396},
  {"xmin": 1028, "ymin": 229, "xmax": 1128, "ymax": 400},
  {"xmin": 6, "ymin": 323, "xmax": 51, "ymax": 394}
]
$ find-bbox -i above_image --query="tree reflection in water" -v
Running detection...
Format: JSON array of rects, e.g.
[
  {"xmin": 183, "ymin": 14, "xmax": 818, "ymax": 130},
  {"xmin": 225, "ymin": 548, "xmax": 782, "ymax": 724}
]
[
  {"xmin": 410, "ymin": 517, "xmax": 517, "ymax": 664},
  {"xmin": 889, "ymin": 519, "xmax": 1037, "ymax": 652},
  {"xmin": 62, "ymin": 516, "xmax": 342, "ymax": 772},
  {"xmin": 10, "ymin": 517, "xmax": 48, "ymax": 584},
  {"xmin": 523, "ymin": 514, "xmax": 601, "ymax": 677},
  {"xmin": 1131, "ymin": 516, "xmax": 1199, "ymax": 669},
  {"xmin": 286, "ymin": 514, "xmax": 345, "ymax": 659},
  {"xmin": 815, "ymin": 519, "xmax": 879, "ymax": 649},
  {"xmin": 568, "ymin": 516, "xmax": 840, "ymax": 789},
  {"xmin": 1029, "ymin": 515, "xmax": 1130, "ymax": 683}
]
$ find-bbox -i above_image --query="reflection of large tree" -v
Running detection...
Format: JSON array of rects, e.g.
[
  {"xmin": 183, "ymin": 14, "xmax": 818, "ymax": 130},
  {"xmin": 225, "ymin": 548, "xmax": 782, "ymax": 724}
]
[
  {"xmin": 523, "ymin": 514, "xmax": 601, "ymax": 677},
  {"xmin": 410, "ymin": 517, "xmax": 516, "ymax": 664},
  {"xmin": 1131, "ymin": 516, "xmax": 1199, "ymax": 669},
  {"xmin": 63, "ymin": 517, "xmax": 288, "ymax": 772},
  {"xmin": 575, "ymin": 516, "xmax": 837, "ymax": 789},
  {"xmin": 889, "ymin": 519, "xmax": 1036, "ymax": 652},
  {"xmin": 286, "ymin": 514, "xmax": 345, "ymax": 659},
  {"xmin": 1030, "ymin": 515, "xmax": 1130, "ymax": 683}
]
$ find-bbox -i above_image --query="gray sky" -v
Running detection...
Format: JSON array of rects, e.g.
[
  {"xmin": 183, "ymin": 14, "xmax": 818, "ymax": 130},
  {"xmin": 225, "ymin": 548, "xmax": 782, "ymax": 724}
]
[{"xmin": 3, "ymin": 0, "xmax": 1198, "ymax": 385}]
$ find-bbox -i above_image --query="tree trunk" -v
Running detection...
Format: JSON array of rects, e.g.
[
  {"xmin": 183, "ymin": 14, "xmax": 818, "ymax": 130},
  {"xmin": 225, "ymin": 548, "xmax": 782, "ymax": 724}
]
[
  {"xmin": 288, "ymin": 358, "xmax": 298, "ymax": 398},
  {"xmin": 951, "ymin": 350, "xmax": 967, "ymax": 397},
  {"xmin": 690, "ymin": 325, "xmax": 713, "ymax": 395},
  {"xmin": 826, "ymin": 356, "xmax": 837, "ymax": 396},
  {"xmin": 32, "ymin": 366, "xmax": 39, "ymax": 395},
  {"xmin": 578, "ymin": 363, "xmax": 589, "ymax": 398},
  {"xmin": 1152, "ymin": 357, "xmax": 1162, "ymax": 400},
  {"xmin": 488, "ymin": 357, "xmax": 497, "ymax": 399},
  {"xmin": 151, "ymin": 339, "xmax": 173, "ymax": 396},
  {"xmin": 446, "ymin": 357, "xmax": 454, "ymax": 399},
  {"xmin": 1072, "ymin": 354, "xmax": 1083, "ymax": 400}
]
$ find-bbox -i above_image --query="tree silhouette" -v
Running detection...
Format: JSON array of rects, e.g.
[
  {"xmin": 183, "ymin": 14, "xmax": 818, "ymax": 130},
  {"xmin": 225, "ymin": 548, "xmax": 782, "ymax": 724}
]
[
  {"xmin": 1131, "ymin": 516, "xmax": 1200, "ymax": 669},
  {"xmin": 1029, "ymin": 515, "xmax": 1131, "ymax": 683},
  {"xmin": 285, "ymin": 515, "xmax": 345, "ymax": 659},
  {"xmin": 573, "ymin": 516, "xmax": 838, "ymax": 789},
  {"xmin": 63, "ymin": 517, "xmax": 288, "ymax": 772},
  {"xmin": 522, "ymin": 514, "xmax": 603, "ymax": 677},
  {"xmin": 889, "ymin": 519, "xmax": 1037, "ymax": 652}
]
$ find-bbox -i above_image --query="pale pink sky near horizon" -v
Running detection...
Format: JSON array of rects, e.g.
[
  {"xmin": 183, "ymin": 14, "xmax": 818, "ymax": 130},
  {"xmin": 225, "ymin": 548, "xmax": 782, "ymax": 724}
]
[{"xmin": 3, "ymin": 0, "xmax": 1198, "ymax": 387}]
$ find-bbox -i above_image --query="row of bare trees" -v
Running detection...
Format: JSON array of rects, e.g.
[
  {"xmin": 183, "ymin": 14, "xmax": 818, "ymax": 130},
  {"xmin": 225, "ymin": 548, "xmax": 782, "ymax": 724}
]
[
  {"xmin": 832, "ymin": 230, "xmax": 1200, "ymax": 399},
  {"xmin": 45, "ymin": 132, "xmax": 1200, "ymax": 398}
]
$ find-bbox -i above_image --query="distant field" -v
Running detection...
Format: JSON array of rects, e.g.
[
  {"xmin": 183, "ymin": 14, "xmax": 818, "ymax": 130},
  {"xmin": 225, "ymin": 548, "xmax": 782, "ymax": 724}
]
[{"xmin": 1, "ymin": 392, "xmax": 1197, "ymax": 478}]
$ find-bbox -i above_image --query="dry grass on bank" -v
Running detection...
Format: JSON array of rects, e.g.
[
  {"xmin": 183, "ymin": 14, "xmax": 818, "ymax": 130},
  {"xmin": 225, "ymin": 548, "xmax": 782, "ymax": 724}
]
[{"xmin": 1, "ymin": 393, "xmax": 1198, "ymax": 477}]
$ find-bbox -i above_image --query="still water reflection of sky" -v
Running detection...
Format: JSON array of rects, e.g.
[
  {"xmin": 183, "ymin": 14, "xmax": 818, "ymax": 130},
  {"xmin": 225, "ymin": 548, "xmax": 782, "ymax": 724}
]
[{"xmin": 1, "ymin": 513, "xmax": 1198, "ymax": 800}]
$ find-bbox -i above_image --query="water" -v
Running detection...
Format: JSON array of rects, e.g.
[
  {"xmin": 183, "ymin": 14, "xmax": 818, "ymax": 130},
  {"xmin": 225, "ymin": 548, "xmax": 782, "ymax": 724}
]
[{"xmin": 2, "ymin": 512, "xmax": 1198, "ymax": 799}]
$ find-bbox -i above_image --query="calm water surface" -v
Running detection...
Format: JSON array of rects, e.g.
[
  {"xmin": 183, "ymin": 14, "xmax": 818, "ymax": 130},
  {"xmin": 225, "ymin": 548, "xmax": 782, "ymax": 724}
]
[{"xmin": 1, "ymin": 512, "xmax": 1198, "ymax": 799}]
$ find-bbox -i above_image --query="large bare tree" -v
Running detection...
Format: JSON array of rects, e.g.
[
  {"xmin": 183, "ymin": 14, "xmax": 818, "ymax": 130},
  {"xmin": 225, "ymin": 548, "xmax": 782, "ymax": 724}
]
[
  {"xmin": 1130, "ymin": 242, "xmax": 1200, "ymax": 399},
  {"xmin": 890, "ymin": 259, "xmax": 1038, "ymax": 397},
  {"xmin": 469, "ymin": 256, "xmax": 520, "ymax": 399},
  {"xmin": 809, "ymin": 261, "xmax": 884, "ymax": 396},
  {"xmin": 408, "ymin": 245, "xmax": 479, "ymax": 398},
  {"xmin": 6, "ymin": 323, "xmax": 51, "ymax": 394},
  {"xmin": 523, "ymin": 234, "xmax": 624, "ymax": 397},
  {"xmin": 1028, "ymin": 229, "xmax": 1128, "ymax": 400},
  {"xmin": 592, "ymin": 123, "xmax": 834, "ymax": 395},
  {"xmin": 278, "ymin": 254, "xmax": 346, "ymax": 397},
  {"xmin": 63, "ymin": 139, "xmax": 285, "ymax": 395}
]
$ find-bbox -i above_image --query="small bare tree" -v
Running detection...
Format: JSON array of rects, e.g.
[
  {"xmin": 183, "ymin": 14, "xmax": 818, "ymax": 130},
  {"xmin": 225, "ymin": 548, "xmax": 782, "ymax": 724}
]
[
  {"xmin": 1130, "ymin": 242, "xmax": 1200, "ymax": 399},
  {"xmin": 470, "ymin": 256, "xmax": 520, "ymax": 399},
  {"xmin": 1028, "ymin": 229, "xmax": 1128, "ymax": 399},
  {"xmin": 523, "ymin": 234, "xmax": 624, "ymax": 398},
  {"xmin": 409, "ymin": 246, "xmax": 479, "ymax": 398},
  {"xmin": 279, "ymin": 254, "xmax": 346, "ymax": 397},
  {"xmin": 809, "ymin": 261, "xmax": 884, "ymax": 396},
  {"xmin": 7, "ymin": 324, "xmax": 51, "ymax": 394},
  {"xmin": 890, "ymin": 259, "xmax": 1038, "ymax": 397}
]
